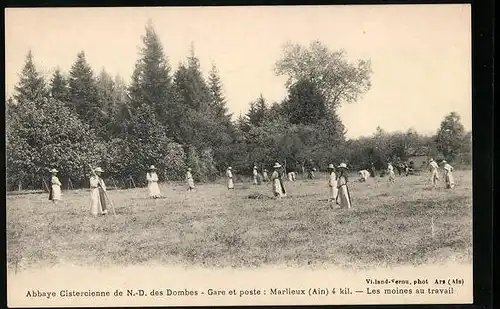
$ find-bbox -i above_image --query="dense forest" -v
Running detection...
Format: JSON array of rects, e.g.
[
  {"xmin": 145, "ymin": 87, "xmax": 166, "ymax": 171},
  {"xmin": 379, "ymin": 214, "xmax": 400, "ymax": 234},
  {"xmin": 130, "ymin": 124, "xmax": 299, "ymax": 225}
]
[{"xmin": 5, "ymin": 21, "xmax": 471, "ymax": 191}]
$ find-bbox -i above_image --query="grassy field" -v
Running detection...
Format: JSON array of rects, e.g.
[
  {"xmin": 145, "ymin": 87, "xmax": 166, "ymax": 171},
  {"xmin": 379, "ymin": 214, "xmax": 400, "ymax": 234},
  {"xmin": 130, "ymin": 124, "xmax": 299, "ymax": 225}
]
[{"xmin": 6, "ymin": 170, "xmax": 472, "ymax": 273}]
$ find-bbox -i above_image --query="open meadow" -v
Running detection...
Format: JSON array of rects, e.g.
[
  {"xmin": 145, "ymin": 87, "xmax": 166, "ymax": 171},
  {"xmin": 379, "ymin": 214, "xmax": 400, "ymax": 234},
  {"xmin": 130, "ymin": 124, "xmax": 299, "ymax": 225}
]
[{"xmin": 6, "ymin": 170, "xmax": 472, "ymax": 274}]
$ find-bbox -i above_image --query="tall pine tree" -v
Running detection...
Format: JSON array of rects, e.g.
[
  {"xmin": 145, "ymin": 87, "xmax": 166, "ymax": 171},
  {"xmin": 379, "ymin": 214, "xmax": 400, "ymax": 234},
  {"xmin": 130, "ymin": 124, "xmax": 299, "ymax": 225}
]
[
  {"xmin": 185, "ymin": 43, "xmax": 211, "ymax": 111},
  {"xmin": 246, "ymin": 94, "xmax": 267, "ymax": 126},
  {"xmin": 13, "ymin": 50, "xmax": 48, "ymax": 107},
  {"xmin": 236, "ymin": 112, "xmax": 251, "ymax": 133},
  {"xmin": 96, "ymin": 68, "xmax": 120, "ymax": 138},
  {"xmin": 69, "ymin": 51, "xmax": 104, "ymax": 131},
  {"xmin": 128, "ymin": 19, "xmax": 175, "ymax": 129},
  {"xmin": 206, "ymin": 63, "xmax": 236, "ymax": 172},
  {"xmin": 96, "ymin": 68, "xmax": 115, "ymax": 114},
  {"xmin": 207, "ymin": 63, "xmax": 231, "ymax": 121},
  {"xmin": 50, "ymin": 68, "xmax": 71, "ymax": 103},
  {"xmin": 111, "ymin": 74, "xmax": 132, "ymax": 135},
  {"xmin": 123, "ymin": 20, "xmax": 180, "ymax": 180},
  {"xmin": 8, "ymin": 51, "xmax": 48, "ymax": 189},
  {"xmin": 173, "ymin": 44, "xmax": 215, "ymax": 151}
]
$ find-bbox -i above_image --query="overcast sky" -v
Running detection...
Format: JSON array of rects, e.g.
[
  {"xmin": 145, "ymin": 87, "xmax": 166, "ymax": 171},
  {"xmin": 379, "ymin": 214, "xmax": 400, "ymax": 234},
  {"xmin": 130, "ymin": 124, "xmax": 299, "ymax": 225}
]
[{"xmin": 5, "ymin": 5, "xmax": 471, "ymax": 138}]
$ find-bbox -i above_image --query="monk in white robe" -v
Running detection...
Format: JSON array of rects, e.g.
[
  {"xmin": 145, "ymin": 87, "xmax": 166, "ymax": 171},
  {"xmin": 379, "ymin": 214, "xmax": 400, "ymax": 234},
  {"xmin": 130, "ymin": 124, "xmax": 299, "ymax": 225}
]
[
  {"xmin": 252, "ymin": 166, "xmax": 258, "ymax": 185},
  {"xmin": 89, "ymin": 167, "xmax": 108, "ymax": 216},
  {"xmin": 271, "ymin": 163, "xmax": 285, "ymax": 199},
  {"xmin": 429, "ymin": 158, "xmax": 440, "ymax": 186},
  {"xmin": 327, "ymin": 164, "xmax": 338, "ymax": 203},
  {"xmin": 387, "ymin": 163, "xmax": 396, "ymax": 182},
  {"xmin": 146, "ymin": 165, "xmax": 161, "ymax": 198},
  {"xmin": 262, "ymin": 169, "xmax": 269, "ymax": 182},
  {"xmin": 358, "ymin": 170, "xmax": 370, "ymax": 182},
  {"xmin": 186, "ymin": 168, "xmax": 195, "ymax": 191},
  {"xmin": 336, "ymin": 163, "xmax": 352, "ymax": 209},
  {"xmin": 226, "ymin": 167, "xmax": 234, "ymax": 189},
  {"xmin": 48, "ymin": 169, "xmax": 62, "ymax": 204},
  {"xmin": 441, "ymin": 160, "xmax": 455, "ymax": 189}
]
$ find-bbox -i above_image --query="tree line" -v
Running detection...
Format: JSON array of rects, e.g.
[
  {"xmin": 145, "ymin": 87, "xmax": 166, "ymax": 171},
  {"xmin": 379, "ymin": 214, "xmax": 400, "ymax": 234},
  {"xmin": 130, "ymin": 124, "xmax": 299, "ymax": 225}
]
[{"xmin": 5, "ymin": 20, "xmax": 471, "ymax": 191}]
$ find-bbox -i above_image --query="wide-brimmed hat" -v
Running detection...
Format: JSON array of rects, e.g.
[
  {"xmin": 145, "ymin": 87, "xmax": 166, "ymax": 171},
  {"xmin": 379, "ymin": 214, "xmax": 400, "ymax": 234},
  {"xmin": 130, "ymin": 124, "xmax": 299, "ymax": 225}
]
[
  {"xmin": 328, "ymin": 164, "xmax": 335, "ymax": 169},
  {"xmin": 441, "ymin": 160, "xmax": 447, "ymax": 164},
  {"xmin": 273, "ymin": 162, "xmax": 282, "ymax": 168},
  {"xmin": 253, "ymin": 165, "xmax": 257, "ymax": 169},
  {"xmin": 49, "ymin": 168, "xmax": 58, "ymax": 173},
  {"xmin": 94, "ymin": 167, "xmax": 104, "ymax": 173},
  {"xmin": 338, "ymin": 163, "xmax": 348, "ymax": 169},
  {"xmin": 149, "ymin": 165, "xmax": 157, "ymax": 170},
  {"xmin": 228, "ymin": 167, "xmax": 232, "ymax": 170},
  {"xmin": 429, "ymin": 158, "xmax": 434, "ymax": 162}
]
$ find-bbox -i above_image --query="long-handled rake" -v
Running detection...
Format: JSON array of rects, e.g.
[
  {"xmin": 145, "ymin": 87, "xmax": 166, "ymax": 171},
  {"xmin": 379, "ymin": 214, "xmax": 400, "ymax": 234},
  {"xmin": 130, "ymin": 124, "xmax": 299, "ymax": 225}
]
[{"xmin": 100, "ymin": 186, "xmax": 117, "ymax": 216}]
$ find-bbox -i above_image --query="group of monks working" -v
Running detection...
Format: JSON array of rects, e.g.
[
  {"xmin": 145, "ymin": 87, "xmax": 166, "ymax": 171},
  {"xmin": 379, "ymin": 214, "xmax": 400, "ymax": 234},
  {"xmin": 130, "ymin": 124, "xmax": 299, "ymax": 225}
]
[
  {"xmin": 356, "ymin": 158, "xmax": 455, "ymax": 188},
  {"xmin": 46, "ymin": 158, "xmax": 454, "ymax": 216},
  {"xmin": 47, "ymin": 165, "xmax": 195, "ymax": 216},
  {"xmin": 232, "ymin": 162, "xmax": 352, "ymax": 209}
]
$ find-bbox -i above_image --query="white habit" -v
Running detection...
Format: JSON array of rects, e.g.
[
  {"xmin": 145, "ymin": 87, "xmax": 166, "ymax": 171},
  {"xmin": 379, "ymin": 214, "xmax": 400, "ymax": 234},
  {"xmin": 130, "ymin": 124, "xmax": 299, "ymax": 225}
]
[
  {"xmin": 226, "ymin": 169, "xmax": 234, "ymax": 189},
  {"xmin": 186, "ymin": 171, "xmax": 195, "ymax": 189},
  {"xmin": 272, "ymin": 170, "xmax": 284, "ymax": 198},
  {"xmin": 429, "ymin": 160, "xmax": 440, "ymax": 185},
  {"xmin": 89, "ymin": 175, "xmax": 107, "ymax": 216},
  {"xmin": 328, "ymin": 171, "xmax": 338, "ymax": 202},
  {"xmin": 147, "ymin": 172, "xmax": 161, "ymax": 198},
  {"xmin": 443, "ymin": 163, "xmax": 455, "ymax": 189},
  {"xmin": 387, "ymin": 164, "xmax": 395, "ymax": 181},
  {"xmin": 50, "ymin": 175, "xmax": 62, "ymax": 201}
]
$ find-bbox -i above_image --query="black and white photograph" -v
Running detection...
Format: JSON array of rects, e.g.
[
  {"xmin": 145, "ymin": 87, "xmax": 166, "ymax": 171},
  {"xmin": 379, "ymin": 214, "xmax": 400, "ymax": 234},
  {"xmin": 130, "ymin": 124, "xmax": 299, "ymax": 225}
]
[{"xmin": 6, "ymin": 5, "xmax": 475, "ymax": 307}]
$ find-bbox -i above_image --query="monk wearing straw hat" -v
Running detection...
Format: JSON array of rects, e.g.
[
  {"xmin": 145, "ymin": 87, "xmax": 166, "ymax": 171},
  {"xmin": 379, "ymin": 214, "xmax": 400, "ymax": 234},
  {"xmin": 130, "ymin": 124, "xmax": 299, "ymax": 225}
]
[
  {"xmin": 146, "ymin": 165, "xmax": 161, "ymax": 198},
  {"xmin": 441, "ymin": 160, "xmax": 455, "ymax": 189},
  {"xmin": 429, "ymin": 158, "xmax": 440, "ymax": 187},
  {"xmin": 48, "ymin": 168, "xmax": 62, "ymax": 204},
  {"xmin": 327, "ymin": 164, "xmax": 338, "ymax": 203},
  {"xmin": 336, "ymin": 163, "xmax": 352, "ymax": 209},
  {"xmin": 89, "ymin": 167, "xmax": 108, "ymax": 216},
  {"xmin": 271, "ymin": 162, "xmax": 286, "ymax": 199}
]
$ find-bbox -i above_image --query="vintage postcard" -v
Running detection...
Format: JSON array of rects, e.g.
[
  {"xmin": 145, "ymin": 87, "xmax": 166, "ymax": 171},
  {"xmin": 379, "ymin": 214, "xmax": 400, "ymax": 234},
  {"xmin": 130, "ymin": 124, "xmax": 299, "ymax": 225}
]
[{"xmin": 5, "ymin": 4, "xmax": 473, "ymax": 307}]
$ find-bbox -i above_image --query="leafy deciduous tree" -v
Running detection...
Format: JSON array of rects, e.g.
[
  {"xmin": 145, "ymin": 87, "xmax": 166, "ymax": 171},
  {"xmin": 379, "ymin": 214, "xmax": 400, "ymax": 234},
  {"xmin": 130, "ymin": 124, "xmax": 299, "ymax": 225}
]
[
  {"xmin": 435, "ymin": 112, "xmax": 466, "ymax": 162},
  {"xmin": 275, "ymin": 40, "xmax": 372, "ymax": 110}
]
